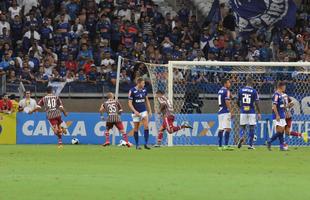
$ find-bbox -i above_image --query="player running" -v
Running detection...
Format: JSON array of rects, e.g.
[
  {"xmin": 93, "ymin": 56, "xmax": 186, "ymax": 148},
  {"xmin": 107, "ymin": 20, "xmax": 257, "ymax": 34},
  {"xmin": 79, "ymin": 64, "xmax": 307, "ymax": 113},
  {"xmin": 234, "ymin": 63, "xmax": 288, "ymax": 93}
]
[
  {"xmin": 128, "ymin": 77, "xmax": 152, "ymax": 150},
  {"xmin": 282, "ymin": 93, "xmax": 308, "ymax": 143},
  {"xmin": 99, "ymin": 92, "xmax": 131, "ymax": 147},
  {"xmin": 217, "ymin": 78, "xmax": 234, "ymax": 150},
  {"xmin": 267, "ymin": 82, "xmax": 287, "ymax": 151},
  {"xmin": 30, "ymin": 86, "xmax": 68, "ymax": 148},
  {"xmin": 154, "ymin": 90, "xmax": 192, "ymax": 147},
  {"xmin": 237, "ymin": 77, "xmax": 261, "ymax": 149}
]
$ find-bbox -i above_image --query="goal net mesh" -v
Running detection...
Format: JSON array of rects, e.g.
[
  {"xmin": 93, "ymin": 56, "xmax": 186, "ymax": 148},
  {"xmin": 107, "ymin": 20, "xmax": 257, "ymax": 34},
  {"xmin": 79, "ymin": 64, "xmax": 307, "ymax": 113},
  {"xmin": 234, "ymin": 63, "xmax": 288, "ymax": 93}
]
[
  {"xmin": 146, "ymin": 62, "xmax": 310, "ymax": 146},
  {"xmin": 116, "ymin": 57, "xmax": 310, "ymax": 146}
]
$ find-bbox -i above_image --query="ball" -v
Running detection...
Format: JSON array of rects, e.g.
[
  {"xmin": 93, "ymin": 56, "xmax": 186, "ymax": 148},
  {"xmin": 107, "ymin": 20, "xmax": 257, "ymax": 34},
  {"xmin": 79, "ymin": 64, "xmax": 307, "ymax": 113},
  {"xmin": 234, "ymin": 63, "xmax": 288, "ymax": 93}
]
[
  {"xmin": 253, "ymin": 135, "xmax": 257, "ymax": 142},
  {"xmin": 71, "ymin": 138, "xmax": 79, "ymax": 145}
]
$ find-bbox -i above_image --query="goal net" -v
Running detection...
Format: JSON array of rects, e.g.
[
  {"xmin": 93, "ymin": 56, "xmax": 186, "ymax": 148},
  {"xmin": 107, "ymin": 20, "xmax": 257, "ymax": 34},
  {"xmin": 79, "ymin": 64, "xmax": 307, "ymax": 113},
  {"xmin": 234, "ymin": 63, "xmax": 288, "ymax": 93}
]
[{"xmin": 117, "ymin": 57, "xmax": 310, "ymax": 146}]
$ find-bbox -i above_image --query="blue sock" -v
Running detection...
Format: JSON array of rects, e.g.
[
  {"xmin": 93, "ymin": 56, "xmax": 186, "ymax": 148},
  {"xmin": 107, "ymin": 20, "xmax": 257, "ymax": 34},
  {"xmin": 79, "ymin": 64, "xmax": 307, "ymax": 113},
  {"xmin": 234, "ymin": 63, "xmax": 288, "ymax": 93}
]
[
  {"xmin": 218, "ymin": 130, "xmax": 223, "ymax": 147},
  {"xmin": 249, "ymin": 128, "xmax": 255, "ymax": 146},
  {"xmin": 224, "ymin": 130, "xmax": 230, "ymax": 146},
  {"xmin": 144, "ymin": 129, "xmax": 149, "ymax": 145},
  {"xmin": 134, "ymin": 131, "xmax": 139, "ymax": 147},
  {"xmin": 239, "ymin": 128, "xmax": 245, "ymax": 138},
  {"xmin": 269, "ymin": 133, "xmax": 279, "ymax": 144},
  {"xmin": 278, "ymin": 133, "xmax": 284, "ymax": 148}
]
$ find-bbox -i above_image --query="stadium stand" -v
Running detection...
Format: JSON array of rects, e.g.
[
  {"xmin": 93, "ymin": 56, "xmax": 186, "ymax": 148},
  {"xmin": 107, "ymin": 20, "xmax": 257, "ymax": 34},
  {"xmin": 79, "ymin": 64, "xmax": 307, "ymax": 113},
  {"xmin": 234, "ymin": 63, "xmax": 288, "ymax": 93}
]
[{"xmin": 0, "ymin": 0, "xmax": 309, "ymax": 96}]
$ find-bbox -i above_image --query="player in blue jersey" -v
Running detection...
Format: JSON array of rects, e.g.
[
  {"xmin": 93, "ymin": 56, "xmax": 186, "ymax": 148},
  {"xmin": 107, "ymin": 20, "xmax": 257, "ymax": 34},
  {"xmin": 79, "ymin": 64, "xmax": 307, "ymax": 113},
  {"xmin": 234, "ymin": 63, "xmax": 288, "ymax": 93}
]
[
  {"xmin": 237, "ymin": 77, "xmax": 261, "ymax": 149},
  {"xmin": 217, "ymin": 78, "xmax": 234, "ymax": 150},
  {"xmin": 267, "ymin": 81, "xmax": 287, "ymax": 151},
  {"xmin": 128, "ymin": 77, "xmax": 152, "ymax": 150}
]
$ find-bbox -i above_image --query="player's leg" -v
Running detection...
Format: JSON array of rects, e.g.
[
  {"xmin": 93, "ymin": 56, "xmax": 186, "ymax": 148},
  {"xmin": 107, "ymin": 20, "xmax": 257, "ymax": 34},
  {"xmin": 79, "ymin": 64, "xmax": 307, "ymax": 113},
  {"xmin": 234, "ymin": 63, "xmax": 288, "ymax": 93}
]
[
  {"xmin": 141, "ymin": 112, "xmax": 151, "ymax": 150},
  {"xmin": 268, "ymin": 120, "xmax": 286, "ymax": 151},
  {"xmin": 155, "ymin": 125, "xmax": 165, "ymax": 147},
  {"xmin": 218, "ymin": 114, "xmax": 224, "ymax": 149},
  {"xmin": 248, "ymin": 125, "xmax": 255, "ymax": 149},
  {"xmin": 102, "ymin": 123, "xmax": 112, "ymax": 146},
  {"xmin": 116, "ymin": 122, "xmax": 131, "ymax": 147},
  {"xmin": 284, "ymin": 118, "xmax": 308, "ymax": 142},
  {"xmin": 132, "ymin": 113, "xmax": 141, "ymax": 149},
  {"xmin": 247, "ymin": 114, "xmax": 257, "ymax": 149},
  {"xmin": 155, "ymin": 116, "xmax": 166, "ymax": 147},
  {"xmin": 223, "ymin": 113, "xmax": 233, "ymax": 150},
  {"xmin": 49, "ymin": 118, "xmax": 63, "ymax": 147},
  {"xmin": 166, "ymin": 115, "xmax": 192, "ymax": 134}
]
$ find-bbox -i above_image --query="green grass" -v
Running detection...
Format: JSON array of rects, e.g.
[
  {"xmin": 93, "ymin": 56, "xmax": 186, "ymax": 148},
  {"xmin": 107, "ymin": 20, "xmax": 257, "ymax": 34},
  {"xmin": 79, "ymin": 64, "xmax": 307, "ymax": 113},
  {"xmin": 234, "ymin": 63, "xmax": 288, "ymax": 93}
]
[{"xmin": 0, "ymin": 145, "xmax": 310, "ymax": 200}]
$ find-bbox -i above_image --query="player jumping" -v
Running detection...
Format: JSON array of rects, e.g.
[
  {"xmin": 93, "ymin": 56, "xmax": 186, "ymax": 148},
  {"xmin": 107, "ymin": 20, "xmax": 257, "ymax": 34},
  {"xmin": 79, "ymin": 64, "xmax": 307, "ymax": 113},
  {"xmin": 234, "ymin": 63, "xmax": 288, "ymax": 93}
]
[
  {"xmin": 30, "ymin": 86, "xmax": 68, "ymax": 148},
  {"xmin": 218, "ymin": 78, "xmax": 234, "ymax": 150},
  {"xmin": 237, "ymin": 77, "xmax": 261, "ymax": 150},
  {"xmin": 282, "ymin": 93, "xmax": 308, "ymax": 143},
  {"xmin": 154, "ymin": 90, "xmax": 192, "ymax": 147},
  {"xmin": 99, "ymin": 92, "xmax": 131, "ymax": 147},
  {"xmin": 128, "ymin": 77, "xmax": 152, "ymax": 150},
  {"xmin": 267, "ymin": 82, "xmax": 287, "ymax": 151}
]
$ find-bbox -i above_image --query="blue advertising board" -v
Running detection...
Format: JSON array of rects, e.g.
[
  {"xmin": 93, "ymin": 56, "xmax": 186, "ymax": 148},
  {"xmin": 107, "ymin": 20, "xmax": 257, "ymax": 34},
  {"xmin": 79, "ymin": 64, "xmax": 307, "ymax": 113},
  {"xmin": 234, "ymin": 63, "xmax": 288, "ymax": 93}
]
[{"xmin": 16, "ymin": 113, "xmax": 310, "ymax": 145}]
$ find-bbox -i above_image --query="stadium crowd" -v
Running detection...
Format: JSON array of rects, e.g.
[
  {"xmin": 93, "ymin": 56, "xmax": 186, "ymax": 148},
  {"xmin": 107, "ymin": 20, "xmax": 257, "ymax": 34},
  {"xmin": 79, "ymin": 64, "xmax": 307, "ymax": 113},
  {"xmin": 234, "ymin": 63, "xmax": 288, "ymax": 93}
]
[{"xmin": 0, "ymin": 0, "xmax": 309, "ymax": 93}]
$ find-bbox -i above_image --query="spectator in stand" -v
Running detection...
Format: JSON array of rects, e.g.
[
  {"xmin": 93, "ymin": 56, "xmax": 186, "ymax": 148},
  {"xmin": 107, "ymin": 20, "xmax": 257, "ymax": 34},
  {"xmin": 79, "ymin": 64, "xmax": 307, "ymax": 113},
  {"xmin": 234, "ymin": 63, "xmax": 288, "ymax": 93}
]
[
  {"xmin": 0, "ymin": 93, "xmax": 12, "ymax": 113},
  {"xmin": 18, "ymin": 90, "xmax": 37, "ymax": 113},
  {"xmin": 87, "ymin": 65, "xmax": 98, "ymax": 84}
]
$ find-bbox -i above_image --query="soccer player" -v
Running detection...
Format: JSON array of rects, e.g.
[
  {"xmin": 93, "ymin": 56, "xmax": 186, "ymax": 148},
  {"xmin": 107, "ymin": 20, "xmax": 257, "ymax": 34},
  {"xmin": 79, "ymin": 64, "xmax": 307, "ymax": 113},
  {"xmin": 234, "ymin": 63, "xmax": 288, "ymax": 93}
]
[
  {"xmin": 154, "ymin": 90, "xmax": 192, "ymax": 147},
  {"xmin": 237, "ymin": 77, "xmax": 261, "ymax": 149},
  {"xmin": 267, "ymin": 82, "xmax": 287, "ymax": 151},
  {"xmin": 282, "ymin": 93, "xmax": 308, "ymax": 143},
  {"xmin": 128, "ymin": 77, "xmax": 152, "ymax": 150},
  {"xmin": 217, "ymin": 78, "xmax": 234, "ymax": 150},
  {"xmin": 99, "ymin": 92, "xmax": 130, "ymax": 147},
  {"xmin": 30, "ymin": 86, "xmax": 68, "ymax": 147}
]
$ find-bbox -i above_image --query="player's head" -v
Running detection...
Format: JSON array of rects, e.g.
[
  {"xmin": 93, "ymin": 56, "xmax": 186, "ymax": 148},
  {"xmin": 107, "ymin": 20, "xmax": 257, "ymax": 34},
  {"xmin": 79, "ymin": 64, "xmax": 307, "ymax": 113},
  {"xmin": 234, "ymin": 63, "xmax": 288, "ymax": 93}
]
[
  {"xmin": 156, "ymin": 90, "xmax": 165, "ymax": 98},
  {"xmin": 246, "ymin": 77, "xmax": 254, "ymax": 86},
  {"xmin": 221, "ymin": 78, "xmax": 231, "ymax": 89},
  {"xmin": 277, "ymin": 81, "xmax": 286, "ymax": 92},
  {"xmin": 136, "ymin": 77, "xmax": 145, "ymax": 89},
  {"xmin": 106, "ymin": 92, "xmax": 114, "ymax": 99},
  {"xmin": 46, "ymin": 86, "xmax": 53, "ymax": 94}
]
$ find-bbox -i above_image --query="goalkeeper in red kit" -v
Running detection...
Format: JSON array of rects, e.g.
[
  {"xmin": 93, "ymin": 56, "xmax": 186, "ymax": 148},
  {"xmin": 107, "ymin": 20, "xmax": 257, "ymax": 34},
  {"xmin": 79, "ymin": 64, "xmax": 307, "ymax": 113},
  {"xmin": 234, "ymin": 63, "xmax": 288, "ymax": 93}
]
[
  {"xmin": 154, "ymin": 90, "xmax": 192, "ymax": 147},
  {"xmin": 99, "ymin": 92, "xmax": 131, "ymax": 147}
]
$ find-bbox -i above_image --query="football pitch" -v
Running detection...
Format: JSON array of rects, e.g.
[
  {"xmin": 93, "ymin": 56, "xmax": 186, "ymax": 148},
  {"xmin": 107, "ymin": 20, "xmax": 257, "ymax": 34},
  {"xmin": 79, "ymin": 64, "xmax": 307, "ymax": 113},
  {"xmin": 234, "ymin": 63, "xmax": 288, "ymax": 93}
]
[{"xmin": 1, "ymin": 145, "xmax": 310, "ymax": 200}]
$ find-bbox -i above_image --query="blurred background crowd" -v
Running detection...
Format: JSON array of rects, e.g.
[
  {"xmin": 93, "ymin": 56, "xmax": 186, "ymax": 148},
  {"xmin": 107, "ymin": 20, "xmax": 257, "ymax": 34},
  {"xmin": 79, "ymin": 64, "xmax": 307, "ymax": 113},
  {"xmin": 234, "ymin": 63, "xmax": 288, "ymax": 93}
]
[{"xmin": 0, "ymin": 0, "xmax": 309, "ymax": 94}]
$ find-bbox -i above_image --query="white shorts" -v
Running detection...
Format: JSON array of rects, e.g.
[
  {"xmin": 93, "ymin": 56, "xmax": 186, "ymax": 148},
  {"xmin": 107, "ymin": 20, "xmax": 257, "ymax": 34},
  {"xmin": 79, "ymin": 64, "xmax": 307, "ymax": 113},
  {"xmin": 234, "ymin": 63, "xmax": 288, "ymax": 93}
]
[
  {"xmin": 273, "ymin": 119, "xmax": 287, "ymax": 128},
  {"xmin": 132, "ymin": 111, "xmax": 148, "ymax": 122},
  {"xmin": 240, "ymin": 114, "xmax": 257, "ymax": 125},
  {"xmin": 218, "ymin": 113, "xmax": 231, "ymax": 130}
]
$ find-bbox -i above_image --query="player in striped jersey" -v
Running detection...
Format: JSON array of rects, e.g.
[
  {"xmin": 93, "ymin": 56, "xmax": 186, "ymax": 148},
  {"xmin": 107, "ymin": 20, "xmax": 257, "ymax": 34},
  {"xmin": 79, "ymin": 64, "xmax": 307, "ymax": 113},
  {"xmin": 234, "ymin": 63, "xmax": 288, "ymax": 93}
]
[
  {"xmin": 30, "ymin": 86, "xmax": 68, "ymax": 147},
  {"xmin": 99, "ymin": 92, "xmax": 130, "ymax": 147},
  {"xmin": 282, "ymin": 93, "xmax": 308, "ymax": 143},
  {"xmin": 154, "ymin": 90, "xmax": 192, "ymax": 147}
]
